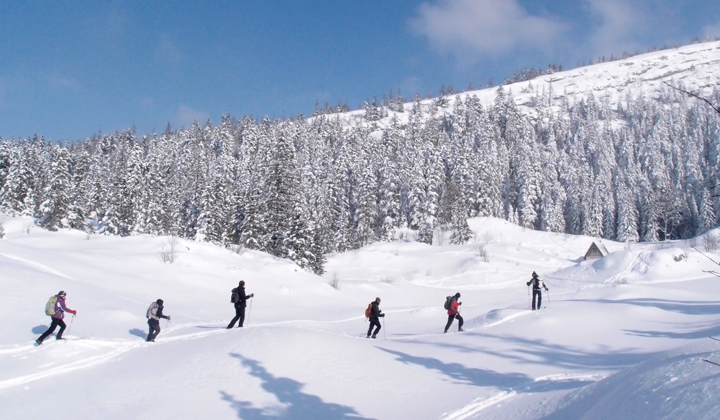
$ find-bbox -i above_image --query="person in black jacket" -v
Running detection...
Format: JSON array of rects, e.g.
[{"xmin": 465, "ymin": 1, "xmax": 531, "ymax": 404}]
[
  {"xmin": 227, "ymin": 280, "xmax": 254, "ymax": 328},
  {"xmin": 146, "ymin": 299, "xmax": 171, "ymax": 342},
  {"xmin": 366, "ymin": 297, "xmax": 385, "ymax": 339},
  {"xmin": 526, "ymin": 272, "xmax": 548, "ymax": 310}
]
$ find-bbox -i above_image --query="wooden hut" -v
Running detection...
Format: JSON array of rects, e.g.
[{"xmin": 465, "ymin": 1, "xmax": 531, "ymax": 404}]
[{"xmin": 584, "ymin": 242, "xmax": 609, "ymax": 260}]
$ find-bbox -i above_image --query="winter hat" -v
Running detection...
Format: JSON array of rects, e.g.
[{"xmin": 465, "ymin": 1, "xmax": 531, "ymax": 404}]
[
  {"xmin": 239, "ymin": 280, "xmax": 245, "ymax": 287},
  {"xmin": 375, "ymin": 297, "xmax": 381, "ymax": 304},
  {"xmin": 532, "ymin": 271, "xmax": 538, "ymax": 278},
  {"xmin": 57, "ymin": 290, "xmax": 67, "ymax": 297},
  {"xmin": 156, "ymin": 299, "xmax": 164, "ymax": 305},
  {"xmin": 455, "ymin": 292, "xmax": 461, "ymax": 298}
]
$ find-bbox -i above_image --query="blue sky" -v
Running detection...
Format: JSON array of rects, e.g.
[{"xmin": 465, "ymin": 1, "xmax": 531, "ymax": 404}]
[{"xmin": 1, "ymin": 0, "xmax": 718, "ymax": 141}]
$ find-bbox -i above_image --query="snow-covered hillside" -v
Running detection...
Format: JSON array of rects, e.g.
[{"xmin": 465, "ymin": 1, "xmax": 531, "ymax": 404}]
[
  {"xmin": 336, "ymin": 40, "xmax": 720, "ymax": 128},
  {"xmin": 2, "ymin": 214, "xmax": 720, "ymax": 419}
]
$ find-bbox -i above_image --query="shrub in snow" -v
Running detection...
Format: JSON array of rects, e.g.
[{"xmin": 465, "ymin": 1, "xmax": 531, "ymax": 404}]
[
  {"xmin": 160, "ymin": 236, "xmax": 179, "ymax": 264},
  {"xmin": 329, "ymin": 273, "xmax": 340, "ymax": 290},
  {"xmin": 703, "ymin": 234, "xmax": 718, "ymax": 252}
]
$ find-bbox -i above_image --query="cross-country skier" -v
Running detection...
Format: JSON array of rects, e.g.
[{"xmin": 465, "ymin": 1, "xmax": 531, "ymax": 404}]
[
  {"xmin": 146, "ymin": 299, "xmax": 171, "ymax": 342},
  {"xmin": 444, "ymin": 292, "xmax": 464, "ymax": 333},
  {"xmin": 36, "ymin": 291, "xmax": 77, "ymax": 345},
  {"xmin": 367, "ymin": 297, "xmax": 385, "ymax": 338},
  {"xmin": 526, "ymin": 272, "xmax": 548, "ymax": 310},
  {"xmin": 227, "ymin": 280, "xmax": 254, "ymax": 328}
]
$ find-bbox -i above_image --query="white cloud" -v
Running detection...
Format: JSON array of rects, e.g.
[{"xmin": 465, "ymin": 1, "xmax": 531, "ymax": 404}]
[
  {"xmin": 586, "ymin": 0, "xmax": 647, "ymax": 56},
  {"xmin": 175, "ymin": 104, "xmax": 210, "ymax": 129},
  {"xmin": 409, "ymin": 0, "xmax": 566, "ymax": 60}
]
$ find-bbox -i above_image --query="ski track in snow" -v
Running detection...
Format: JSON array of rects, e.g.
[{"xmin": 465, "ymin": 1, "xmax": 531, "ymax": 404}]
[
  {"xmin": 0, "ymin": 305, "xmax": 536, "ymax": 391},
  {"xmin": 0, "ymin": 340, "xmax": 138, "ymax": 391},
  {"xmin": 0, "ymin": 316, "xmax": 400, "ymax": 390},
  {"xmin": 0, "ymin": 252, "xmax": 73, "ymax": 280},
  {"xmin": 438, "ymin": 373, "xmax": 609, "ymax": 420},
  {"xmin": 439, "ymin": 391, "xmax": 517, "ymax": 420}
]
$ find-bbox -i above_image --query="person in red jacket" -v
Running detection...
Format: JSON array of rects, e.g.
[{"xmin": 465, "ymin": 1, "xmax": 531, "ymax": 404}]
[
  {"xmin": 444, "ymin": 292, "xmax": 464, "ymax": 333},
  {"xmin": 36, "ymin": 291, "xmax": 77, "ymax": 344}
]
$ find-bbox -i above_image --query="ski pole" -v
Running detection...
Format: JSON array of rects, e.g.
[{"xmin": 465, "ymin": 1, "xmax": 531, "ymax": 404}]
[
  {"xmin": 382, "ymin": 318, "xmax": 386, "ymax": 339},
  {"xmin": 66, "ymin": 315, "xmax": 75, "ymax": 341},
  {"xmin": 248, "ymin": 297, "xmax": 253, "ymax": 324}
]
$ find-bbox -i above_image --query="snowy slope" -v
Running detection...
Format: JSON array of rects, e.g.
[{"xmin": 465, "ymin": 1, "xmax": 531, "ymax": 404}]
[
  {"xmin": 2, "ymin": 213, "xmax": 720, "ymax": 419},
  {"xmin": 331, "ymin": 40, "xmax": 720, "ymax": 129}
]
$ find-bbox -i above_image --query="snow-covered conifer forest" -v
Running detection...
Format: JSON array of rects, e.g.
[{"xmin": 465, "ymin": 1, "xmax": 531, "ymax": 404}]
[{"xmin": 1, "ymin": 42, "xmax": 720, "ymax": 276}]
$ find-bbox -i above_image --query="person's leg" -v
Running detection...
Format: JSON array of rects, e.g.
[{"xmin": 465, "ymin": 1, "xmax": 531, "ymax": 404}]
[
  {"xmin": 531, "ymin": 290, "xmax": 538, "ymax": 310},
  {"xmin": 537, "ymin": 290, "xmax": 543, "ymax": 309},
  {"xmin": 55, "ymin": 319, "xmax": 67, "ymax": 339},
  {"xmin": 147, "ymin": 320, "xmax": 160, "ymax": 341},
  {"xmin": 238, "ymin": 305, "xmax": 246, "ymax": 327},
  {"xmin": 456, "ymin": 314, "xmax": 464, "ymax": 331},
  {"xmin": 227, "ymin": 306, "xmax": 241, "ymax": 328},
  {"xmin": 153, "ymin": 321, "xmax": 162, "ymax": 340},
  {"xmin": 37, "ymin": 318, "xmax": 60, "ymax": 343},
  {"xmin": 444, "ymin": 314, "xmax": 455, "ymax": 332},
  {"xmin": 372, "ymin": 319, "xmax": 381, "ymax": 337},
  {"xmin": 367, "ymin": 320, "xmax": 374, "ymax": 337}
]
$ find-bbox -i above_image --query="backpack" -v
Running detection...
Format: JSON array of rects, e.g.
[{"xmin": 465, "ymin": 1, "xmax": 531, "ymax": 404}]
[
  {"xmin": 365, "ymin": 303, "xmax": 373, "ymax": 318},
  {"xmin": 231, "ymin": 288, "xmax": 239, "ymax": 304},
  {"xmin": 443, "ymin": 296, "xmax": 454, "ymax": 311},
  {"xmin": 45, "ymin": 296, "xmax": 58, "ymax": 316},
  {"xmin": 146, "ymin": 302, "xmax": 158, "ymax": 319}
]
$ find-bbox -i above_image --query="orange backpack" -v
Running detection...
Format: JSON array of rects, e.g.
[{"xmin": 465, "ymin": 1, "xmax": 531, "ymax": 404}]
[{"xmin": 365, "ymin": 303, "xmax": 373, "ymax": 318}]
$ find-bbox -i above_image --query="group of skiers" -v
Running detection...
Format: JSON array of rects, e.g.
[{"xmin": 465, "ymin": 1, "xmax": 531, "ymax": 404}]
[
  {"xmin": 35, "ymin": 272, "xmax": 548, "ymax": 344},
  {"xmin": 35, "ymin": 281, "xmax": 256, "ymax": 345},
  {"xmin": 36, "ymin": 291, "xmax": 175, "ymax": 345}
]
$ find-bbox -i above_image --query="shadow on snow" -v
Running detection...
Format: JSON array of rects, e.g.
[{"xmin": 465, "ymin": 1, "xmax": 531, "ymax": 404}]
[
  {"xmin": 409, "ymin": 332, "xmax": 655, "ymax": 371},
  {"xmin": 220, "ymin": 353, "xmax": 376, "ymax": 420},
  {"xmin": 129, "ymin": 328, "xmax": 147, "ymax": 339},
  {"xmin": 377, "ymin": 347, "xmax": 599, "ymax": 394},
  {"xmin": 31, "ymin": 324, "xmax": 48, "ymax": 334},
  {"xmin": 568, "ymin": 298, "xmax": 720, "ymax": 316}
]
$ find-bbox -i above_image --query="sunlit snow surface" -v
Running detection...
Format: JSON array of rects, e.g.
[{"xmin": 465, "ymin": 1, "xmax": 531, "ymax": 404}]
[
  {"xmin": 2, "ymin": 213, "xmax": 720, "ymax": 420},
  {"xmin": 330, "ymin": 40, "xmax": 720, "ymax": 133}
]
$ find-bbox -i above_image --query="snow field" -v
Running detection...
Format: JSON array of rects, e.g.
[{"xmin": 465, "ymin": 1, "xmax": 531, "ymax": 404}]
[{"xmin": 2, "ymin": 214, "xmax": 720, "ymax": 419}]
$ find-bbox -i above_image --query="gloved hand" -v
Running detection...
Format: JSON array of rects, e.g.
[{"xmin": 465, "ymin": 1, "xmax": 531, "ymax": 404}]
[
  {"xmin": 250, "ymin": 293, "xmax": 254, "ymax": 298},
  {"xmin": 70, "ymin": 310, "xmax": 77, "ymax": 315},
  {"xmin": 545, "ymin": 287, "xmax": 549, "ymax": 291},
  {"xmin": 459, "ymin": 302, "xmax": 462, "ymax": 305},
  {"xmin": 380, "ymin": 314, "xmax": 385, "ymax": 317},
  {"xmin": 167, "ymin": 316, "xmax": 172, "ymax": 322}
]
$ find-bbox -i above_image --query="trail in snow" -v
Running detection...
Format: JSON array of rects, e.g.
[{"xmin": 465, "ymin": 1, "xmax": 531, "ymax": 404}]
[
  {"xmin": 439, "ymin": 391, "xmax": 517, "ymax": 420},
  {"xmin": 0, "ymin": 340, "xmax": 139, "ymax": 390},
  {"xmin": 0, "ymin": 252, "xmax": 73, "ymax": 280},
  {"xmin": 0, "ymin": 303, "xmax": 537, "ymax": 392}
]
